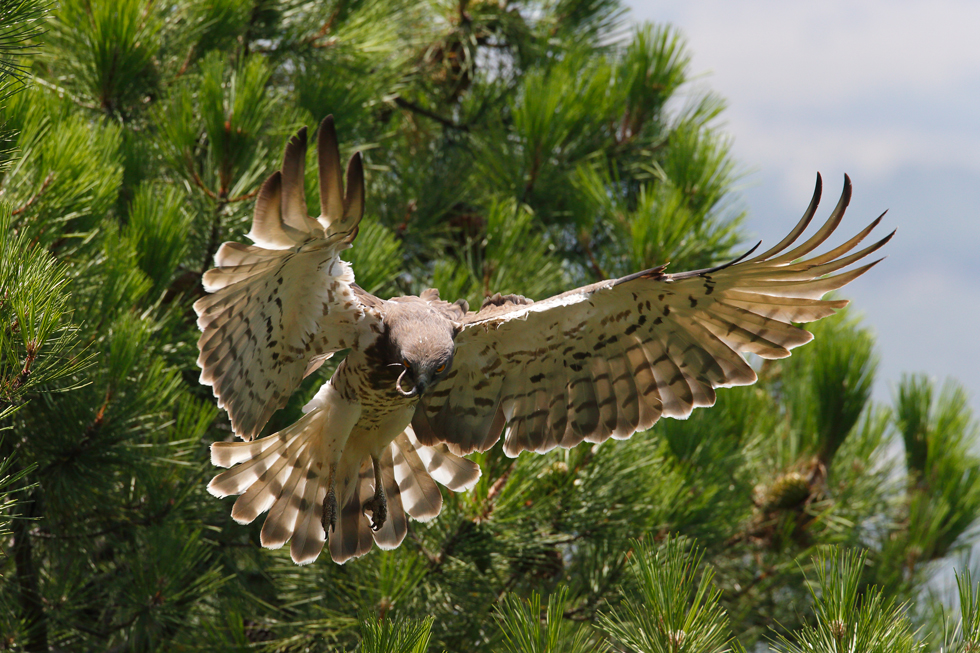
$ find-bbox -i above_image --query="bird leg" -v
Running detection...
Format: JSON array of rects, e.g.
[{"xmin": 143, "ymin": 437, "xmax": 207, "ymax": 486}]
[
  {"xmin": 321, "ymin": 464, "xmax": 338, "ymax": 533},
  {"xmin": 362, "ymin": 455, "xmax": 387, "ymax": 532}
]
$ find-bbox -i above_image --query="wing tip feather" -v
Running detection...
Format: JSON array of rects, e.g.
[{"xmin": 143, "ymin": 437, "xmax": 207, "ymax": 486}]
[{"xmin": 206, "ymin": 478, "xmax": 227, "ymax": 498}]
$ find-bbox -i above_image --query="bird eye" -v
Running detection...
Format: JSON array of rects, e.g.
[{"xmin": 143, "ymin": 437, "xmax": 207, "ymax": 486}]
[
  {"xmin": 402, "ymin": 360, "xmax": 410, "ymax": 368},
  {"xmin": 436, "ymin": 364, "xmax": 446, "ymax": 373}
]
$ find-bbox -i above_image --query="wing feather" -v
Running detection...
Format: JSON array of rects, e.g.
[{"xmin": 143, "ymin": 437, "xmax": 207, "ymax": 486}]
[
  {"xmin": 195, "ymin": 116, "xmax": 379, "ymax": 440},
  {"xmin": 280, "ymin": 126, "xmax": 321, "ymax": 234},
  {"xmin": 317, "ymin": 116, "xmax": 345, "ymax": 224},
  {"xmin": 803, "ymin": 213, "xmax": 886, "ymax": 266},
  {"xmin": 589, "ymin": 354, "xmax": 617, "ymax": 441},
  {"xmin": 622, "ymin": 334, "xmax": 665, "ymax": 431},
  {"xmin": 412, "ymin": 355, "xmax": 506, "ymax": 455},
  {"xmin": 745, "ymin": 173, "xmax": 824, "ymax": 263},
  {"xmin": 418, "ymin": 174, "xmax": 892, "ymax": 456},
  {"xmin": 247, "ymin": 171, "xmax": 307, "ymax": 249},
  {"xmin": 767, "ymin": 175, "xmax": 851, "ymax": 264},
  {"xmin": 541, "ymin": 336, "xmax": 570, "ymax": 450},
  {"xmin": 647, "ymin": 336, "xmax": 695, "ymax": 418},
  {"xmin": 564, "ymin": 354, "xmax": 602, "ymax": 447}
]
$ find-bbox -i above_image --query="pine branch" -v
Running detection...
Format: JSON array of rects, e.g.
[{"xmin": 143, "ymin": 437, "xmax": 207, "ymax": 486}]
[
  {"xmin": 479, "ymin": 459, "xmax": 518, "ymax": 522},
  {"xmin": 11, "ymin": 171, "xmax": 54, "ymax": 216},
  {"xmin": 394, "ymin": 97, "xmax": 469, "ymax": 131},
  {"xmin": 201, "ymin": 202, "xmax": 225, "ymax": 275},
  {"xmin": 577, "ymin": 230, "xmax": 608, "ymax": 280}
]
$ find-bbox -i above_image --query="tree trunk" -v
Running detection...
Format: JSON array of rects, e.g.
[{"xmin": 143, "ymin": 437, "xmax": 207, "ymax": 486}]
[{"xmin": 12, "ymin": 485, "xmax": 47, "ymax": 653}]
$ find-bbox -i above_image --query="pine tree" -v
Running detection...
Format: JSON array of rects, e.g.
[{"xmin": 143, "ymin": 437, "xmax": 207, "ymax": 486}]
[{"xmin": 2, "ymin": 0, "xmax": 979, "ymax": 651}]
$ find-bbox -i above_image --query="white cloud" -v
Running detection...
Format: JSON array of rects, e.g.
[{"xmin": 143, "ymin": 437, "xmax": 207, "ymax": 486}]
[
  {"xmin": 729, "ymin": 119, "xmax": 980, "ymax": 202},
  {"xmin": 641, "ymin": 1, "xmax": 980, "ymax": 104},
  {"xmin": 624, "ymin": 0, "xmax": 980, "ymax": 410},
  {"xmin": 631, "ymin": 0, "xmax": 980, "ymax": 179},
  {"xmin": 847, "ymin": 263, "xmax": 980, "ymax": 406}
]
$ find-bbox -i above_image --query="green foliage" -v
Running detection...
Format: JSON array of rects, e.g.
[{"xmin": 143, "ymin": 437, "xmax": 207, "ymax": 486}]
[
  {"xmin": 770, "ymin": 548, "xmax": 920, "ymax": 653},
  {"xmin": 619, "ymin": 24, "xmax": 690, "ymax": 127},
  {"xmin": 155, "ymin": 50, "xmax": 279, "ymax": 201},
  {"xmin": 877, "ymin": 376, "xmax": 980, "ymax": 594},
  {"xmin": 598, "ymin": 537, "xmax": 733, "ymax": 653},
  {"xmin": 0, "ymin": 87, "xmax": 123, "ymax": 252},
  {"xmin": 342, "ymin": 217, "xmax": 404, "ymax": 297},
  {"xmin": 496, "ymin": 586, "xmax": 599, "ymax": 653},
  {"xmin": 48, "ymin": 0, "xmax": 164, "ymax": 117},
  {"xmin": 778, "ymin": 309, "xmax": 878, "ymax": 466},
  {"xmin": 0, "ymin": 434, "xmax": 33, "ymax": 538},
  {"xmin": 124, "ymin": 184, "xmax": 192, "ymax": 297},
  {"xmin": 0, "ymin": 205, "xmax": 89, "ymax": 412},
  {"xmin": 358, "ymin": 616, "xmax": 434, "ymax": 653},
  {"xmin": 0, "ymin": 0, "xmax": 47, "ymax": 101},
  {"xmin": 2, "ymin": 0, "xmax": 978, "ymax": 651},
  {"xmin": 431, "ymin": 199, "xmax": 568, "ymax": 307},
  {"xmin": 946, "ymin": 570, "xmax": 980, "ymax": 653}
]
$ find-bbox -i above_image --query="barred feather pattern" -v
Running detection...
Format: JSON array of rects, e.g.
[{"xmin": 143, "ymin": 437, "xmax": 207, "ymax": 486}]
[
  {"xmin": 412, "ymin": 174, "xmax": 894, "ymax": 457},
  {"xmin": 209, "ymin": 406, "xmax": 480, "ymax": 564},
  {"xmin": 194, "ymin": 116, "xmax": 379, "ymax": 441},
  {"xmin": 198, "ymin": 114, "xmax": 891, "ymax": 567}
]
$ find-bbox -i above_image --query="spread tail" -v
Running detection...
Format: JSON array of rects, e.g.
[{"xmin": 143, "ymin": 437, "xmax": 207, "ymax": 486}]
[{"xmin": 209, "ymin": 417, "xmax": 481, "ymax": 564}]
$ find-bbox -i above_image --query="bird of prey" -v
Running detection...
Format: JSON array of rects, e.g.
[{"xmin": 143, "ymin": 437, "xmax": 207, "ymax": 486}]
[{"xmin": 195, "ymin": 116, "xmax": 892, "ymax": 565}]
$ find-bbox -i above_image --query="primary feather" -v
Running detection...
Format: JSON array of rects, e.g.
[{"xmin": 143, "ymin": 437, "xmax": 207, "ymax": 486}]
[
  {"xmin": 194, "ymin": 118, "xmax": 374, "ymax": 441},
  {"xmin": 412, "ymin": 174, "xmax": 894, "ymax": 458},
  {"xmin": 196, "ymin": 117, "xmax": 891, "ymax": 565}
]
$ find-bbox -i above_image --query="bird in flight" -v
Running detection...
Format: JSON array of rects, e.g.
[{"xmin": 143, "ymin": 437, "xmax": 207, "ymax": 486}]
[{"xmin": 195, "ymin": 116, "xmax": 892, "ymax": 564}]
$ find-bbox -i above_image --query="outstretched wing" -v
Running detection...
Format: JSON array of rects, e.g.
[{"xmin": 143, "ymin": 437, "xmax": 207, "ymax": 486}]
[
  {"xmin": 195, "ymin": 117, "xmax": 382, "ymax": 440},
  {"xmin": 413, "ymin": 175, "xmax": 893, "ymax": 457}
]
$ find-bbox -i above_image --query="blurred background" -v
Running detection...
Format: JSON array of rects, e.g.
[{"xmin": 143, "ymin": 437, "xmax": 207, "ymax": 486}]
[{"xmin": 629, "ymin": 0, "xmax": 980, "ymax": 412}]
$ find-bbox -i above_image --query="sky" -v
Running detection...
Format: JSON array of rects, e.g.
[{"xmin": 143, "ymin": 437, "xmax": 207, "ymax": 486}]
[{"xmin": 625, "ymin": 0, "xmax": 980, "ymax": 413}]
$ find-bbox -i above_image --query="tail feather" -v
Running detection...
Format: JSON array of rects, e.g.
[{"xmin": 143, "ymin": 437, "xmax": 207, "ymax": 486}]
[
  {"xmin": 373, "ymin": 445, "xmax": 408, "ymax": 550},
  {"xmin": 260, "ymin": 440, "xmax": 316, "ymax": 549},
  {"xmin": 330, "ymin": 461, "xmax": 373, "ymax": 563},
  {"xmin": 231, "ymin": 435, "xmax": 308, "ymax": 525},
  {"xmin": 208, "ymin": 412, "xmax": 318, "ymax": 495},
  {"xmin": 392, "ymin": 432, "xmax": 443, "ymax": 521},
  {"xmin": 209, "ymin": 412, "xmax": 481, "ymax": 564},
  {"xmin": 290, "ymin": 480, "xmax": 326, "ymax": 565},
  {"xmin": 408, "ymin": 427, "xmax": 481, "ymax": 492}
]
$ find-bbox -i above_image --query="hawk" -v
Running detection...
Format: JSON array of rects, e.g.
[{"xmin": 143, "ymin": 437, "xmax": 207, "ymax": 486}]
[{"xmin": 196, "ymin": 116, "xmax": 892, "ymax": 564}]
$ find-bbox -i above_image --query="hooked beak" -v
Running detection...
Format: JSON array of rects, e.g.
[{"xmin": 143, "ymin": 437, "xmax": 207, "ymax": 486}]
[{"xmin": 395, "ymin": 368, "xmax": 419, "ymax": 397}]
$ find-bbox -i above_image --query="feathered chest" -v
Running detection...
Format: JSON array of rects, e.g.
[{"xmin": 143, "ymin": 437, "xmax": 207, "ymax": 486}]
[{"xmin": 331, "ymin": 350, "xmax": 418, "ymax": 424}]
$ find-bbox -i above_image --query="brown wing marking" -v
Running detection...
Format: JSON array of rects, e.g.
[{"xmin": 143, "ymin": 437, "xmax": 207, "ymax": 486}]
[
  {"xmin": 195, "ymin": 116, "xmax": 380, "ymax": 440},
  {"xmin": 416, "ymin": 174, "xmax": 894, "ymax": 457}
]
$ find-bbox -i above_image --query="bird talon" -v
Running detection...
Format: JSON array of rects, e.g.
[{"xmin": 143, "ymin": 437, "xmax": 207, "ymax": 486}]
[{"xmin": 363, "ymin": 495, "xmax": 387, "ymax": 532}]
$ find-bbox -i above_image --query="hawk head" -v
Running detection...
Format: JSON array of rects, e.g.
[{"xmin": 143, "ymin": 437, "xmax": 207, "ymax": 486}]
[{"xmin": 384, "ymin": 300, "xmax": 458, "ymax": 398}]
